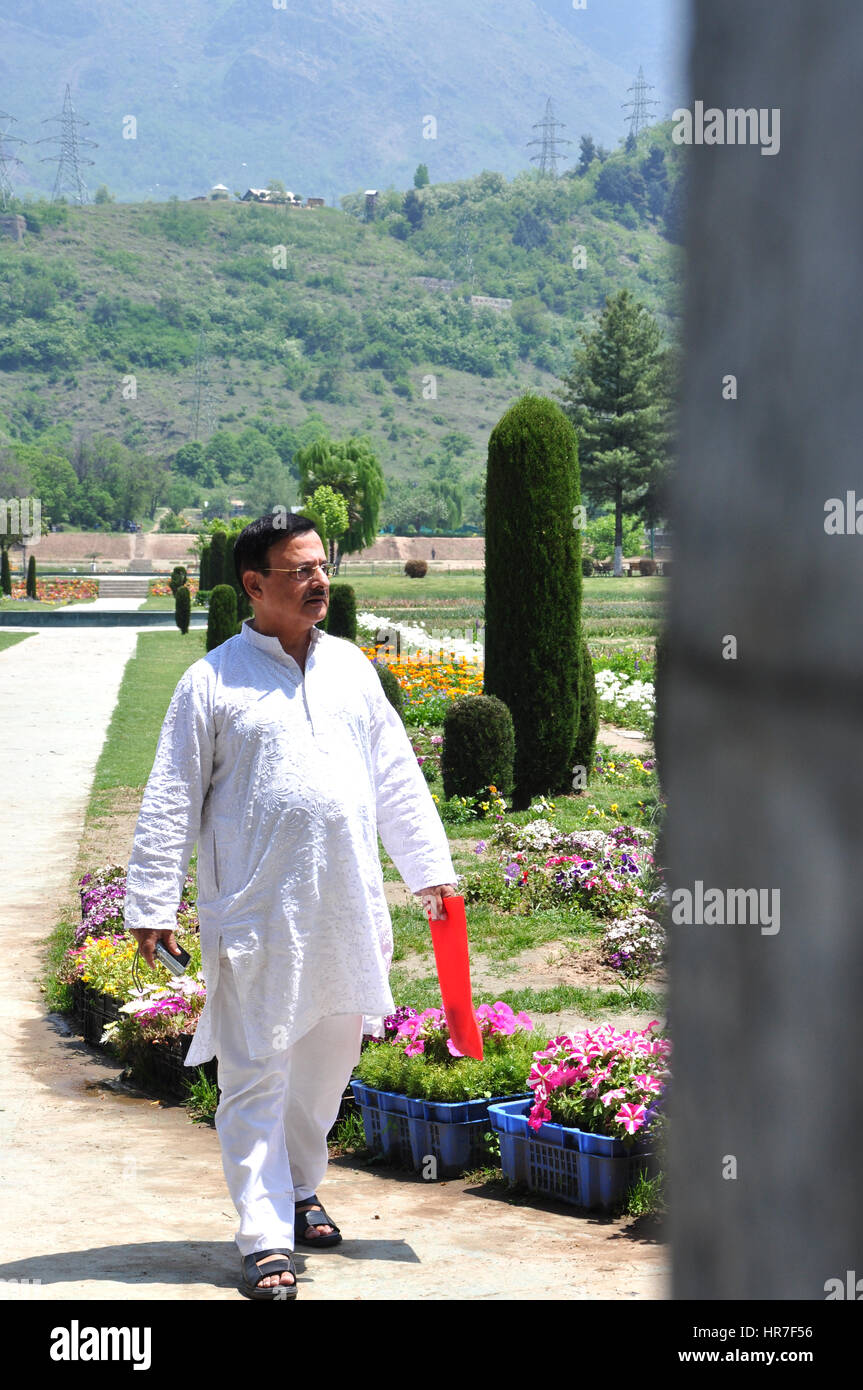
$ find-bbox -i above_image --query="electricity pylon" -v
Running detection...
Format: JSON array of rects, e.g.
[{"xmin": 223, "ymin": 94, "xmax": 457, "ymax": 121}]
[
  {"xmin": 527, "ymin": 97, "xmax": 571, "ymax": 177},
  {"xmin": 37, "ymin": 84, "xmax": 97, "ymax": 204},
  {"xmin": 622, "ymin": 67, "xmax": 659, "ymax": 140}
]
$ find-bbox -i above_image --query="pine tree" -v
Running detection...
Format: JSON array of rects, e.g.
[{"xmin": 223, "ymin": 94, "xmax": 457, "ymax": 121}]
[
  {"xmin": 483, "ymin": 394, "xmax": 582, "ymax": 809},
  {"xmin": 558, "ymin": 288, "xmax": 669, "ymax": 575}
]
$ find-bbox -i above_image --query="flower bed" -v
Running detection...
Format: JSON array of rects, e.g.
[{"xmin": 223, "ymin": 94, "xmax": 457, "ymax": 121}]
[
  {"xmin": 60, "ymin": 865, "xmax": 210, "ymax": 1097},
  {"xmin": 9, "ymin": 579, "xmax": 98, "ymax": 603},
  {"xmin": 148, "ymin": 578, "xmax": 200, "ymax": 598},
  {"xmin": 461, "ymin": 818, "xmax": 661, "ymax": 916}
]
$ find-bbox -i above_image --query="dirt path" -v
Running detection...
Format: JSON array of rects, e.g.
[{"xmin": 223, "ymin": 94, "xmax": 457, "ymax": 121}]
[{"xmin": 0, "ymin": 630, "xmax": 668, "ymax": 1301}]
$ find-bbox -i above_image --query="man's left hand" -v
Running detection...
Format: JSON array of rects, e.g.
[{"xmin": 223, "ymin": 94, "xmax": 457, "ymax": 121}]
[{"xmin": 415, "ymin": 882, "xmax": 459, "ymax": 921}]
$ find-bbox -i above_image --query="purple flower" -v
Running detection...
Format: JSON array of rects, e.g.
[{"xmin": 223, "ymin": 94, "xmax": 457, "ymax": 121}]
[
  {"xmin": 474, "ymin": 840, "xmax": 487, "ymax": 855},
  {"xmin": 504, "ymin": 862, "xmax": 520, "ymax": 883}
]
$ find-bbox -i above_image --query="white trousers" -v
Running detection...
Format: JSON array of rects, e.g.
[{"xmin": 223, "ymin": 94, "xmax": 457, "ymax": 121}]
[{"xmin": 213, "ymin": 946, "xmax": 364, "ymax": 1256}]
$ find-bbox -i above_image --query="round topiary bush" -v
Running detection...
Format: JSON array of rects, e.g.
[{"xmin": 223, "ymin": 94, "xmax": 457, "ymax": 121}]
[
  {"xmin": 440, "ymin": 694, "xmax": 515, "ymax": 801},
  {"xmin": 404, "ymin": 559, "xmax": 428, "ymax": 578},
  {"xmin": 581, "ymin": 556, "xmax": 594, "ymax": 577},
  {"xmin": 376, "ymin": 662, "xmax": 405, "ymax": 721},
  {"xmin": 175, "ymin": 583, "xmax": 191, "ymax": 635},
  {"xmin": 206, "ymin": 584, "xmax": 238, "ymax": 652},
  {"xmin": 324, "ymin": 582, "xmax": 357, "ymax": 640}
]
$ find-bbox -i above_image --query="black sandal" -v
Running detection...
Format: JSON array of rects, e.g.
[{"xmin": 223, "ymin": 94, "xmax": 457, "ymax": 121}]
[
  {"xmin": 239, "ymin": 1248, "xmax": 298, "ymax": 1300},
  {"xmin": 295, "ymin": 1194, "xmax": 342, "ymax": 1248}
]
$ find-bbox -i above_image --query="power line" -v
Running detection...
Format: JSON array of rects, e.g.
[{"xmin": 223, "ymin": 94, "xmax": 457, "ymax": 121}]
[
  {"xmin": 36, "ymin": 83, "xmax": 97, "ymax": 204},
  {"xmin": 192, "ymin": 328, "xmax": 217, "ymax": 442},
  {"xmin": 622, "ymin": 66, "xmax": 659, "ymax": 140},
  {"xmin": 527, "ymin": 97, "xmax": 572, "ymax": 177}
]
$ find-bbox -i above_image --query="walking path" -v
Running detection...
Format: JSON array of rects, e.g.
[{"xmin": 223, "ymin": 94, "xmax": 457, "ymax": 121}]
[{"xmin": 0, "ymin": 628, "xmax": 667, "ymax": 1301}]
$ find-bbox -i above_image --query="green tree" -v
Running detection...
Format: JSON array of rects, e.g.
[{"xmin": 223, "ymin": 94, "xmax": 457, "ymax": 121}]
[
  {"xmin": 175, "ymin": 583, "xmax": 191, "ymax": 634},
  {"xmin": 483, "ymin": 394, "xmax": 582, "ymax": 809},
  {"xmin": 26, "ymin": 553, "xmax": 37, "ymax": 598},
  {"xmin": 295, "ymin": 434, "xmax": 385, "ymax": 570},
  {"xmin": 209, "ymin": 529, "xmax": 228, "ymax": 588},
  {"xmin": 557, "ymin": 289, "xmax": 669, "ymax": 575},
  {"xmin": 403, "ymin": 188, "xmax": 424, "ymax": 230},
  {"xmin": 1, "ymin": 545, "xmax": 11, "ymax": 596},
  {"xmin": 206, "ymin": 584, "xmax": 238, "ymax": 651},
  {"xmin": 93, "ymin": 185, "xmax": 115, "ymax": 204},
  {"xmin": 302, "ymin": 485, "xmax": 348, "ymax": 558},
  {"xmin": 414, "ymin": 163, "xmax": 430, "ymax": 188},
  {"xmin": 577, "ymin": 134, "xmax": 597, "ymax": 174}
]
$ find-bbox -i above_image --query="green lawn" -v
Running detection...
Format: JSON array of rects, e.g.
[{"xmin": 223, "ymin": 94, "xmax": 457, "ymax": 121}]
[
  {"xmin": 0, "ymin": 632, "xmax": 33, "ymax": 653},
  {"xmin": 88, "ymin": 629, "xmax": 206, "ymax": 809}
]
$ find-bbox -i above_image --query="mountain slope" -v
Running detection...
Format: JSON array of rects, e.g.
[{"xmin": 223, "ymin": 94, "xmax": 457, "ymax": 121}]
[{"xmin": 1, "ymin": 0, "xmax": 685, "ymax": 202}]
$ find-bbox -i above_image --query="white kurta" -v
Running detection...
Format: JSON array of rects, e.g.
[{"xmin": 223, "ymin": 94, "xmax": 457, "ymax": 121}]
[{"xmin": 123, "ymin": 618, "xmax": 457, "ymax": 1066}]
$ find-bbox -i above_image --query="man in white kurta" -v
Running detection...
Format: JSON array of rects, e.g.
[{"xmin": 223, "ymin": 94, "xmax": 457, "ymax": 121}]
[{"xmin": 124, "ymin": 515, "xmax": 458, "ymax": 1294}]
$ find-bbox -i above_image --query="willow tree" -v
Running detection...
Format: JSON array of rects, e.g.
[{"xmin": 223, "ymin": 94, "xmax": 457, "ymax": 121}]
[
  {"xmin": 295, "ymin": 434, "xmax": 385, "ymax": 571},
  {"xmin": 483, "ymin": 394, "xmax": 582, "ymax": 810}
]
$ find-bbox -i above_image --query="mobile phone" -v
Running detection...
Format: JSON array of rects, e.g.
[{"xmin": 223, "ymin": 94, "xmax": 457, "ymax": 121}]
[{"xmin": 154, "ymin": 941, "xmax": 191, "ymax": 976}]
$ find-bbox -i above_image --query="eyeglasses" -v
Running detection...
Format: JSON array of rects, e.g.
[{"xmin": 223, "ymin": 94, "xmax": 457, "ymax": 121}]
[{"xmin": 262, "ymin": 562, "xmax": 332, "ymax": 582}]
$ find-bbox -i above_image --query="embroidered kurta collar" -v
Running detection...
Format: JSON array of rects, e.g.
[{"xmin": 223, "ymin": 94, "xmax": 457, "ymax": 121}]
[{"xmin": 240, "ymin": 616, "xmax": 323, "ymax": 670}]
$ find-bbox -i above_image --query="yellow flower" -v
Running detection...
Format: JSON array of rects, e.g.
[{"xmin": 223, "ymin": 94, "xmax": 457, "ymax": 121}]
[{"xmin": 610, "ymin": 803, "xmax": 619, "ymax": 813}]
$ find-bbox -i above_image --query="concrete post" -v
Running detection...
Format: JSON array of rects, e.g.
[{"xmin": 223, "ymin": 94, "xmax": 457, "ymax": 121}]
[{"xmin": 664, "ymin": 1, "xmax": 863, "ymax": 1299}]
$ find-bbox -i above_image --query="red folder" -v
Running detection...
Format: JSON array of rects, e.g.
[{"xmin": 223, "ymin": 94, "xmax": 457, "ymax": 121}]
[{"xmin": 424, "ymin": 894, "xmax": 484, "ymax": 1060}]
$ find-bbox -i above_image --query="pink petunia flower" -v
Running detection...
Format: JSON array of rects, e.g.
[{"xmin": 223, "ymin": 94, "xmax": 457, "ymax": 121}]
[{"xmin": 614, "ymin": 1102, "xmax": 647, "ymax": 1134}]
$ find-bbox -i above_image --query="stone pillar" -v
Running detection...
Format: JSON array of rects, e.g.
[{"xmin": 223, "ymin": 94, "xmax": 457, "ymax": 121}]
[{"xmin": 664, "ymin": 2, "xmax": 863, "ymax": 1298}]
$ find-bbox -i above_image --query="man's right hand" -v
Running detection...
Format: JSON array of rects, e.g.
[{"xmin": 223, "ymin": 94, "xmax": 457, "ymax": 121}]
[{"xmin": 129, "ymin": 928, "xmax": 181, "ymax": 969}]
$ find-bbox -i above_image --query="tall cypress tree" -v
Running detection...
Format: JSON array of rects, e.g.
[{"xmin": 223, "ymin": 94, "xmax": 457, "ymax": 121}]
[
  {"xmin": 483, "ymin": 394, "xmax": 582, "ymax": 809},
  {"xmin": 209, "ymin": 530, "xmax": 227, "ymax": 588},
  {"xmin": 199, "ymin": 543, "xmax": 211, "ymax": 592},
  {"xmin": 26, "ymin": 554, "xmax": 37, "ymax": 599},
  {"xmin": 0, "ymin": 546, "xmax": 11, "ymax": 597}
]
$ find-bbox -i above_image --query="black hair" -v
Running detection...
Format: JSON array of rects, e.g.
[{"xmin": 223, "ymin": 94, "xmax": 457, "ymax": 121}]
[{"xmin": 233, "ymin": 513, "xmax": 320, "ymax": 591}]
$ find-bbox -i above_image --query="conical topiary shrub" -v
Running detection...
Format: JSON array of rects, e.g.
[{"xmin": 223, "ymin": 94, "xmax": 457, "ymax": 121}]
[
  {"xmin": 209, "ymin": 530, "xmax": 227, "ymax": 588},
  {"xmin": 441, "ymin": 694, "xmax": 515, "ymax": 801},
  {"xmin": 483, "ymin": 394, "xmax": 582, "ymax": 809},
  {"xmin": 199, "ymin": 543, "xmax": 211, "ymax": 592},
  {"xmin": 376, "ymin": 662, "xmax": 404, "ymax": 721},
  {"xmin": 175, "ymin": 583, "xmax": 191, "ymax": 635},
  {"xmin": 26, "ymin": 554, "xmax": 37, "ymax": 598},
  {"xmin": 206, "ymin": 584, "xmax": 238, "ymax": 652},
  {"xmin": 571, "ymin": 638, "xmax": 599, "ymax": 788},
  {"xmin": 324, "ymin": 583, "xmax": 357, "ymax": 640},
  {"xmin": 0, "ymin": 546, "xmax": 11, "ymax": 597}
]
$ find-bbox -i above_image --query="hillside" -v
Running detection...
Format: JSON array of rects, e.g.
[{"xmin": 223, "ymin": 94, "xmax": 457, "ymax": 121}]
[
  {"xmin": 0, "ymin": 0, "xmax": 686, "ymax": 202},
  {"xmin": 0, "ymin": 129, "xmax": 682, "ymax": 530}
]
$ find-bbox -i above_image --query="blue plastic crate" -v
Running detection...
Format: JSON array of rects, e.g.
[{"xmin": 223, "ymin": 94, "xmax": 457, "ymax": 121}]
[
  {"xmin": 406, "ymin": 1115, "xmax": 494, "ymax": 1177},
  {"xmin": 488, "ymin": 1099, "xmax": 655, "ymax": 1210},
  {"xmin": 350, "ymin": 1082, "xmax": 521, "ymax": 1175}
]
